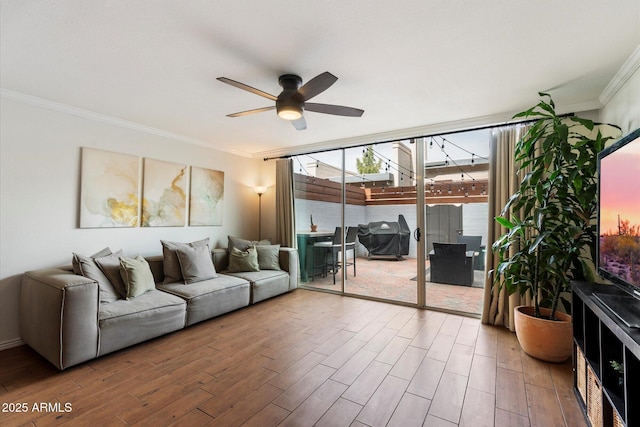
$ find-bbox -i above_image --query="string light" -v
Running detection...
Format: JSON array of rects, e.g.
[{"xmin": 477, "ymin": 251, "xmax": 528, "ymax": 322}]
[{"xmin": 294, "ymin": 136, "xmax": 488, "ymax": 199}]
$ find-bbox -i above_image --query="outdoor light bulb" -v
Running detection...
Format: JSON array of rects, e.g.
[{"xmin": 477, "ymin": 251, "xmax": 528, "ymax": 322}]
[{"xmin": 278, "ymin": 106, "xmax": 302, "ymax": 121}]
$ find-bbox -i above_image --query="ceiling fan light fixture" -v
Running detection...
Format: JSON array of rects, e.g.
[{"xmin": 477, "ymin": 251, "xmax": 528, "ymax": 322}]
[{"xmin": 277, "ymin": 105, "xmax": 303, "ymax": 121}]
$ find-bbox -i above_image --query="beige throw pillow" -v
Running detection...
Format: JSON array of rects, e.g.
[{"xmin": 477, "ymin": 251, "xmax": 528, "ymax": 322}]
[
  {"xmin": 228, "ymin": 246, "xmax": 260, "ymax": 272},
  {"xmin": 95, "ymin": 249, "xmax": 127, "ymax": 298},
  {"xmin": 119, "ymin": 255, "xmax": 156, "ymax": 299},
  {"xmin": 175, "ymin": 244, "xmax": 218, "ymax": 284},
  {"xmin": 161, "ymin": 238, "xmax": 210, "ymax": 284},
  {"xmin": 228, "ymin": 236, "xmax": 271, "ymax": 253},
  {"xmin": 72, "ymin": 248, "xmax": 120, "ymax": 303},
  {"xmin": 255, "ymin": 244, "xmax": 281, "ymax": 270}
]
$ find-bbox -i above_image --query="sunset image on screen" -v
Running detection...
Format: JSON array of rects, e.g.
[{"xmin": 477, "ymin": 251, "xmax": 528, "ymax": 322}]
[{"xmin": 599, "ymin": 137, "xmax": 640, "ymax": 286}]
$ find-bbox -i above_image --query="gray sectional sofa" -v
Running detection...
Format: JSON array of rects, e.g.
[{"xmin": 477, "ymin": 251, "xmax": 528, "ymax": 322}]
[{"xmin": 20, "ymin": 242, "xmax": 298, "ymax": 370}]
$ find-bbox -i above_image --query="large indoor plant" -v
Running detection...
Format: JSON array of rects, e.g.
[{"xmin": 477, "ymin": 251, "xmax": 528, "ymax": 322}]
[{"xmin": 491, "ymin": 92, "xmax": 620, "ymax": 362}]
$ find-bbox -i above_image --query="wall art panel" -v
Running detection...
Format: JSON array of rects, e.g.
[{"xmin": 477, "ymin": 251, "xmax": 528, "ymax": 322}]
[
  {"xmin": 142, "ymin": 159, "xmax": 187, "ymax": 227},
  {"xmin": 189, "ymin": 166, "xmax": 224, "ymax": 226},
  {"xmin": 80, "ymin": 148, "xmax": 140, "ymax": 228}
]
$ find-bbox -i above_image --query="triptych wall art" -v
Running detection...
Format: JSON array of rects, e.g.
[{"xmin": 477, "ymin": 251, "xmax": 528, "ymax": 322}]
[{"xmin": 80, "ymin": 148, "xmax": 224, "ymax": 228}]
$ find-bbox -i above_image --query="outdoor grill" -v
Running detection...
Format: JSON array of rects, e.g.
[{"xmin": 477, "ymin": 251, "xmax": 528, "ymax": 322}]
[{"xmin": 357, "ymin": 214, "xmax": 410, "ymax": 259}]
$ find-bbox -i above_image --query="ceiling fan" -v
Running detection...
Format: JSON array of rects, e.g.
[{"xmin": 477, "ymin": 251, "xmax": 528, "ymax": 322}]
[{"xmin": 217, "ymin": 72, "xmax": 364, "ymax": 130}]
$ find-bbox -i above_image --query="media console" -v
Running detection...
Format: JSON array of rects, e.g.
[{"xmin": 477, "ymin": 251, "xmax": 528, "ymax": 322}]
[{"xmin": 572, "ymin": 281, "xmax": 640, "ymax": 427}]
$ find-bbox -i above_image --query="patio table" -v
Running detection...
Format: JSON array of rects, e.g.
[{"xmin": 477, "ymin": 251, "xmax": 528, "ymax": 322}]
[{"xmin": 296, "ymin": 231, "xmax": 334, "ymax": 281}]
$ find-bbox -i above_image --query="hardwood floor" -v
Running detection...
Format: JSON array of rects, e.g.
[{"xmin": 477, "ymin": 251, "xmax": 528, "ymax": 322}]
[{"xmin": 0, "ymin": 289, "xmax": 585, "ymax": 426}]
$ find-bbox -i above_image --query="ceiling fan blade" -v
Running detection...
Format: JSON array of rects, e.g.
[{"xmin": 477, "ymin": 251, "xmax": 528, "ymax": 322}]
[
  {"xmin": 292, "ymin": 116, "xmax": 307, "ymax": 130},
  {"xmin": 297, "ymin": 72, "xmax": 338, "ymax": 101},
  {"xmin": 227, "ymin": 106, "xmax": 275, "ymax": 117},
  {"xmin": 217, "ymin": 77, "xmax": 277, "ymax": 101},
  {"xmin": 305, "ymin": 103, "xmax": 364, "ymax": 117}
]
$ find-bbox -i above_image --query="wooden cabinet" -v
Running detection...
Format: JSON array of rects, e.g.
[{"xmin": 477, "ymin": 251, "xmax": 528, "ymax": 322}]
[{"xmin": 572, "ymin": 282, "xmax": 640, "ymax": 427}]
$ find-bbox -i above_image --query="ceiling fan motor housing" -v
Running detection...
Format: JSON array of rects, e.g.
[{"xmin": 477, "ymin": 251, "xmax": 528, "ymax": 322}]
[{"xmin": 276, "ymin": 74, "xmax": 305, "ymax": 119}]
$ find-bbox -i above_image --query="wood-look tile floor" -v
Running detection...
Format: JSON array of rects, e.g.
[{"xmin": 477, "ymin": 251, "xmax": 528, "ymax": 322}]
[{"xmin": 0, "ymin": 289, "xmax": 585, "ymax": 426}]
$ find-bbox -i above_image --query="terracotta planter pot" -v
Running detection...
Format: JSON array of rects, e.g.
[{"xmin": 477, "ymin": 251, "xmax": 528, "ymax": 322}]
[{"xmin": 513, "ymin": 305, "xmax": 572, "ymax": 363}]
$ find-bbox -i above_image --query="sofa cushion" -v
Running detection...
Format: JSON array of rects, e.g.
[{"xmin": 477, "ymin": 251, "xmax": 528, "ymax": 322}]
[
  {"xmin": 94, "ymin": 249, "xmax": 127, "ymax": 298},
  {"xmin": 161, "ymin": 238, "xmax": 210, "ymax": 284},
  {"xmin": 157, "ymin": 274, "xmax": 250, "ymax": 326},
  {"xmin": 228, "ymin": 246, "xmax": 260, "ymax": 272},
  {"xmin": 255, "ymin": 244, "xmax": 282, "ymax": 270},
  {"xmin": 72, "ymin": 248, "xmax": 120, "ymax": 303},
  {"xmin": 225, "ymin": 270, "xmax": 290, "ymax": 303},
  {"xmin": 119, "ymin": 255, "xmax": 156, "ymax": 299},
  {"xmin": 176, "ymin": 244, "xmax": 218, "ymax": 284},
  {"xmin": 98, "ymin": 289, "xmax": 186, "ymax": 356}
]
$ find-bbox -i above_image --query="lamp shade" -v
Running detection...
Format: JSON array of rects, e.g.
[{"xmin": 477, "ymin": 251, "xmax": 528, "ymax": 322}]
[{"xmin": 254, "ymin": 186, "xmax": 267, "ymax": 195}]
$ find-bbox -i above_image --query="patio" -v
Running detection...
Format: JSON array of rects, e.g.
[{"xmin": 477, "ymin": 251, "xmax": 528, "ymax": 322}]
[{"xmin": 301, "ymin": 256, "xmax": 486, "ymax": 316}]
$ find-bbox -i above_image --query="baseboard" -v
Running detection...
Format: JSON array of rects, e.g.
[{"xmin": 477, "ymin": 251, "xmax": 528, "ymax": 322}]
[{"xmin": 0, "ymin": 338, "xmax": 24, "ymax": 351}]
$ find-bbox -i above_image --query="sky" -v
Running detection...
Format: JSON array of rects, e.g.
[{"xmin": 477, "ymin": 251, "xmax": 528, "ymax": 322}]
[{"xmin": 599, "ymin": 137, "xmax": 640, "ymax": 235}]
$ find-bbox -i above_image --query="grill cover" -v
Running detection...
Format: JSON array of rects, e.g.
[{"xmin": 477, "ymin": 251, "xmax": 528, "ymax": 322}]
[{"xmin": 357, "ymin": 215, "xmax": 410, "ymax": 257}]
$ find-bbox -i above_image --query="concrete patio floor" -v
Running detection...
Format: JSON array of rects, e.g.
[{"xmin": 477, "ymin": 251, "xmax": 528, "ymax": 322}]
[{"xmin": 301, "ymin": 256, "xmax": 486, "ymax": 316}]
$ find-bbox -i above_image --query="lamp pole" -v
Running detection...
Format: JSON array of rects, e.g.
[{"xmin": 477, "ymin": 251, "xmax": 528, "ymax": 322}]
[{"xmin": 254, "ymin": 186, "xmax": 267, "ymax": 240}]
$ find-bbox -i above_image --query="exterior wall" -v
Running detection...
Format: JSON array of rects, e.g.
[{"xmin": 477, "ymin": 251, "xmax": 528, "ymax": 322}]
[
  {"xmin": 295, "ymin": 198, "xmax": 488, "ymax": 260},
  {"xmin": 462, "ymin": 203, "xmax": 489, "ymax": 247}
]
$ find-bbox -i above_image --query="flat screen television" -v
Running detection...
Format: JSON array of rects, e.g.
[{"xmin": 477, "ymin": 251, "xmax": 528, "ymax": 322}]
[{"xmin": 595, "ymin": 127, "xmax": 640, "ymax": 328}]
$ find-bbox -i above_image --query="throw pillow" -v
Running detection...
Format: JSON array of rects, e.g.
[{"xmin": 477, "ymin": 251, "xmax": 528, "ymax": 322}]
[
  {"xmin": 228, "ymin": 246, "xmax": 260, "ymax": 272},
  {"xmin": 175, "ymin": 244, "xmax": 218, "ymax": 284},
  {"xmin": 119, "ymin": 255, "xmax": 156, "ymax": 299},
  {"xmin": 161, "ymin": 238, "xmax": 210, "ymax": 284},
  {"xmin": 72, "ymin": 248, "xmax": 120, "ymax": 303},
  {"xmin": 94, "ymin": 249, "xmax": 127, "ymax": 298},
  {"xmin": 228, "ymin": 236, "xmax": 271, "ymax": 253},
  {"xmin": 255, "ymin": 244, "xmax": 282, "ymax": 270},
  {"xmin": 72, "ymin": 247, "xmax": 111, "ymax": 275}
]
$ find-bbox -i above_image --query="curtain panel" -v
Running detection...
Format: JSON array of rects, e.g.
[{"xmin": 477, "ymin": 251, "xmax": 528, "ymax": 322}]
[
  {"xmin": 275, "ymin": 158, "xmax": 297, "ymax": 249},
  {"xmin": 482, "ymin": 125, "xmax": 532, "ymax": 330}
]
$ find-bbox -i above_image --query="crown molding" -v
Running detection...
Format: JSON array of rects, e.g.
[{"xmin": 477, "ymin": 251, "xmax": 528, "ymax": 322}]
[
  {"xmin": 0, "ymin": 89, "xmax": 253, "ymax": 158},
  {"xmin": 599, "ymin": 44, "xmax": 640, "ymax": 106}
]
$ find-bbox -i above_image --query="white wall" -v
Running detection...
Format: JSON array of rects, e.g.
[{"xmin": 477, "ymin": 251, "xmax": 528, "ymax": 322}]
[
  {"xmin": 462, "ymin": 203, "xmax": 489, "ymax": 247},
  {"xmin": 0, "ymin": 98, "xmax": 270, "ymax": 349}
]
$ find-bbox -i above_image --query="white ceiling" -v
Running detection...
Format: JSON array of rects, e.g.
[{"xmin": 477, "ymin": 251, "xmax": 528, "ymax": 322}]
[{"xmin": 1, "ymin": 1, "xmax": 639, "ymax": 158}]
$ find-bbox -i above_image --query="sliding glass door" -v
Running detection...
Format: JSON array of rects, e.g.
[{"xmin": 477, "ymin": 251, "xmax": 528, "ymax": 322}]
[
  {"xmin": 341, "ymin": 142, "xmax": 419, "ymax": 304},
  {"xmin": 293, "ymin": 141, "xmax": 422, "ymax": 305},
  {"xmin": 291, "ymin": 130, "xmax": 490, "ymax": 315},
  {"xmin": 293, "ymin": 150, "xmax": 345, "ymax": 292}
]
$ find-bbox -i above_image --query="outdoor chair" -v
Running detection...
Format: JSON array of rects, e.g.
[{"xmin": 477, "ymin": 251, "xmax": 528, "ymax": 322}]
[
  {"xmin": 313, "ymin": 226, "xmax": 357, "ymax": 284},
  {"xmin": 429, "ymin": 242, "xmax": 474, "ymax": 286},
  {"xmin": 456, "ymin": 235, "xmax": 485, "ymax": 270}
]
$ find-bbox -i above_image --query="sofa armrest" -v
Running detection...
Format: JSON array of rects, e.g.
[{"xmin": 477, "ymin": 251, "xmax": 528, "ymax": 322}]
[
  {"xmin": 21, "ymin": 268, "xmax": 100, "ymax": 370},
  {"xmin": 279, "ymin": 247, "xmax": 299, "ymax": 290}
]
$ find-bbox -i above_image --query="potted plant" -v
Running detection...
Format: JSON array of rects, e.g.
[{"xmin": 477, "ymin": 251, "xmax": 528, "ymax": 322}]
[
  {"xmin": 491, "ymin": 92, "xmax": 620, "ymax": 362},
  {"xmin": 310, "ymin": 214, "xmax": 317, "ymax": 232}
]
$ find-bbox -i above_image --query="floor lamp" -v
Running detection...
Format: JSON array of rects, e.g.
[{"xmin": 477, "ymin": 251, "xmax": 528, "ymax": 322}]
[{"xmin": 254, "ymin": 186, "xmax": 267, "ymax": 240}]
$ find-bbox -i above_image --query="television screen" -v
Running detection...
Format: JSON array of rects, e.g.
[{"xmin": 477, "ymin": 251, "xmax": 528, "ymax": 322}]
[{"xmin": 597, "ymin": 127, "xmax": 640, "ymax": 298}]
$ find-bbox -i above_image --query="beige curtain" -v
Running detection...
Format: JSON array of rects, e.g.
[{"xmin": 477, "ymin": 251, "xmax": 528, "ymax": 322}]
[
  {"xmin": 275, "ymin": 158, "xmax": 297, "ymax": 249},
  {"xmin": 481, "ymin": 125, "xmax": 532, "ymax": 331}
]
